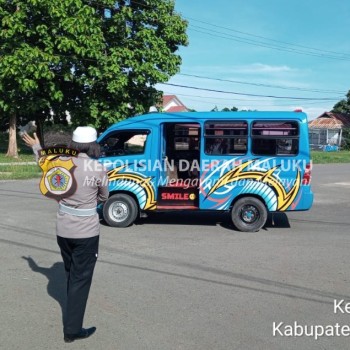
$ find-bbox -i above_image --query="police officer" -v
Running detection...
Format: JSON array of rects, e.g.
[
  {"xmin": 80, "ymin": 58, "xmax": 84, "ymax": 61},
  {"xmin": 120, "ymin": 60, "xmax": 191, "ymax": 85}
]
[{"xmin": 22, "ymin": 127, "xmax": 109, "ymax": 343}]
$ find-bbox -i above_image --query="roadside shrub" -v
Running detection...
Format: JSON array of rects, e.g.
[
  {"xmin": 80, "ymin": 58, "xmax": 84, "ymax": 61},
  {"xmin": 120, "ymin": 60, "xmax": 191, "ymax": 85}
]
[{"xmin": 341, "ymin": 128, "xmax": 350, "ymax": 150}]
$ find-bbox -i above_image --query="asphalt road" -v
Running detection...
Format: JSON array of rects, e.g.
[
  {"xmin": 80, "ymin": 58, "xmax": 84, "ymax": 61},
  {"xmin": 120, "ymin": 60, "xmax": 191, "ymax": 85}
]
[{"xmin": 1, "ymin": 163, "xmax": 350, "ymax": 350}]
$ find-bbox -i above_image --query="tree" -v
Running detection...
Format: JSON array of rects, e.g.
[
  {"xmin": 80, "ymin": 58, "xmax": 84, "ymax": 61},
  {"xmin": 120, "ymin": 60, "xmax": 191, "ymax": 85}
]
[
  {"xmin": 0, "ymin": 0, "xmax": 188, "ymax": 156},
  {"xmin": 332, "ymin": 90, "xmax": 350, "ymax": 114},
  {"xmin": 221, "ymin": 106, "xmax": 238, "ymax": 112},
  {"xmin": 341, "ymin": 128, "xmax": 350, "ymax": 150}
]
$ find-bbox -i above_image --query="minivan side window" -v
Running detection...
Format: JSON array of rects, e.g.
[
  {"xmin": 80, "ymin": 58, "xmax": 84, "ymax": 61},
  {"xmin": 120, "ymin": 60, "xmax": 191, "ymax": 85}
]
[
  {"xmin": 251, "ymin": 121, "xmax": 299, "ymax": 156},
  {"xmin": 204, "ymin": 121, "xmax": 248, "ymax": 155},
  {"xmin": 174, "ymin": 124, "xmax": 200, "ymax": 151},
  {"xmin": 100, "ymin": 130, "xmax": 149, "ymax": 157}
]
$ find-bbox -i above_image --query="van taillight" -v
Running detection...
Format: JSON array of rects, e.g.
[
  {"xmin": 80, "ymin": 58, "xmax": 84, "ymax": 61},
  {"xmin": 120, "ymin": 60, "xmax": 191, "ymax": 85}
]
[{"xmin": 302, "ymin": 163, "xmax": 312, "ymax": 185}]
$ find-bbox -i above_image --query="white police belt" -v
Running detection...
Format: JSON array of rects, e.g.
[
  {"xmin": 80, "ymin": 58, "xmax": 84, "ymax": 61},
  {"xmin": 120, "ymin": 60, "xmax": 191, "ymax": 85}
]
[{"xmin": 59, "ymin": 203, "xmax": 97, "ymax": 217}]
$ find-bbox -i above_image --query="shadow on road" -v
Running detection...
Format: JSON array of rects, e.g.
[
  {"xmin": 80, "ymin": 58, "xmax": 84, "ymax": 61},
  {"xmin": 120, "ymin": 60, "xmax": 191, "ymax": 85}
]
[
  {"xmin": 101, "ymin": 211, "xmax": 291, "ymax": 231},
  {"xmin": 22, "ymin": 256, "xmax": 66, "ymax": 326},
  {"xmin": 0, "ymin": 238, "xmax": 347, "ymax": 308}
]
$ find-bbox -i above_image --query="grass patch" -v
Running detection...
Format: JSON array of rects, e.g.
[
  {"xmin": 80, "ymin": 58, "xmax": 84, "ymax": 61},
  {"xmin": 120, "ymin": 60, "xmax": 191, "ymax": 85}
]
[
  {"xmin": 0, "ymin": 163, "xmax": 41, "ymax": 180},
  {"xmin": 311, "ymin": 150, "xmax": 350, "ymax": 164},
  {"xmin": 0, "ymin": 153, "xmax": 36, "ymax": 163}
]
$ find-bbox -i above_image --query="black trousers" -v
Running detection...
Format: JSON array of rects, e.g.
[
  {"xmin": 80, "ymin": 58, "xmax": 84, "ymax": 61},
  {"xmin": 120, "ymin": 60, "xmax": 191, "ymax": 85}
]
[{"xmin": 57, "ymin": 235, "xmax": 99, "ymax": 335}]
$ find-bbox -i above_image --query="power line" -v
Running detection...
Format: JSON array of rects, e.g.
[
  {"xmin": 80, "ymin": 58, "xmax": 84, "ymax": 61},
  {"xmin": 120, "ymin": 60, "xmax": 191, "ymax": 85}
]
[
  {"xmin": 186, "ymin": 17, "xmax": 350, "ymax": 59},
  {"xmin": 189, "ymin": 26, "xmax": 350, "ymax": 62},
  {"xmin": 160, "ymin": 83, "xmax": 342, "ymax": 101},
  {"xmin": 178, "ymin": 73, "xmax": 346, "ymax": 94},
  {"xmin": 9, "ymin": 0, "xmax": 350, "ymax": 63},
  {"xmin": 161, "ymin": 91, "xmax": 335, "ymax": 106},
  {"xmin": 4, "ymin": 1, "xmax": 347, "ymax": 103},
  {"xmin": 91, "ymin": 0, "xmax": 350, "ymax": 61}
]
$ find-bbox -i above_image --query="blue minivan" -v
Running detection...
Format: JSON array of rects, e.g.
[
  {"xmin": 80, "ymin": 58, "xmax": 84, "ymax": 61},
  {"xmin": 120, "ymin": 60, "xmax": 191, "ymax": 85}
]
[{"xmin": 97, "ymin": 111, "xmax": 314, "ymax": 232}]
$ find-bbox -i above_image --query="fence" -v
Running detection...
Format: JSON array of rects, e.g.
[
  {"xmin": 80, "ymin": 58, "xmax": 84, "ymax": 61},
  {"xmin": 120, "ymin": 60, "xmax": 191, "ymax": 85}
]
[{"xmin": 309, "ymin": 128, "xmax": 342, "ymax": 151}]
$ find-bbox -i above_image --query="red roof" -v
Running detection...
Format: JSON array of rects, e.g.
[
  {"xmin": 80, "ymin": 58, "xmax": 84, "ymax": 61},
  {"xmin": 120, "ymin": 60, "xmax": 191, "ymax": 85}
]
[
  {"xmin": 162, "ymin": 95, "xmax": 177, "ymax": 106},
  {"xmin": 161, "ymin": 94, "xmax": 189, "ymax": 112},
  {"xmin": 309, "ymin": 112, "xmax": 350, "ymax": 129},
  {"xmin": 167, "ymin": 105, "xmax": 188, "ymax": 112}
]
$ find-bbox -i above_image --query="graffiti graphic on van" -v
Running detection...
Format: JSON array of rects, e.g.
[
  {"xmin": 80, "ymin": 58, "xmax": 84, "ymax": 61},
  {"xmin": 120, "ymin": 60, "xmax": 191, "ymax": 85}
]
[
  {"xmin": 203, "ymin": 159, "xmax": 301, "ymax": 211},
  {"xmin": 107, "ymin": 166, "xmax": 157, "ymax": 210}
]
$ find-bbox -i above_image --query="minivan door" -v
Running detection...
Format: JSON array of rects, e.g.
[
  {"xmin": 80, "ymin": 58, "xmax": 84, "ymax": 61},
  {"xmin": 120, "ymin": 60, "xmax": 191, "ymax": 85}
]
[{"xmin": 157, "ymin": 122, "xmax": 201, "ymax": 209}]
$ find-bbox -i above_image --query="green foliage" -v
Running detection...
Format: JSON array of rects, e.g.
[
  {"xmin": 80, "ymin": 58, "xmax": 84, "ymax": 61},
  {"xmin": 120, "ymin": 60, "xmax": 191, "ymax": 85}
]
[
  {"xmin": 0, "ymin": 0, "xmax": 188, "ymax": 129},
  {"xmin": 341, "ymin": 128, "xmax": 350, "ymax": 150},
  {"xmin": 332, "ymin": 90, "xmax": 350, "ymax": 114},
  {"xmin": 332, "ymin": 91, "xmax": 350, "ymax": 150},
  {"xmin": 221, "ymin": 106, "xmax": 238, "ymax": 112}
]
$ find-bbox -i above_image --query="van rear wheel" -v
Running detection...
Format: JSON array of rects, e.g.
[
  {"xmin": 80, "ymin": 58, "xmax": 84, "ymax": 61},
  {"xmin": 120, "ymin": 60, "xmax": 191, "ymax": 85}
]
[
  {"xmin": 103, "ymin": 193, "xmax": 138, "ymax": 228},
  {"xmin": 231, "ymin": 197, "xmax": 267, "ymax": 232}
]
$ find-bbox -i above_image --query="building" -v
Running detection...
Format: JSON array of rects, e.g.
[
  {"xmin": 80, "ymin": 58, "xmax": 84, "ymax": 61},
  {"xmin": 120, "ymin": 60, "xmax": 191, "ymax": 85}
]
[
  {"xmin": 161, "ymin": 95, "xmax": 189, "ymax": 112},
  {"xmin": 308, "ymin": 112, "xmax": 350, "ymax": 149}
]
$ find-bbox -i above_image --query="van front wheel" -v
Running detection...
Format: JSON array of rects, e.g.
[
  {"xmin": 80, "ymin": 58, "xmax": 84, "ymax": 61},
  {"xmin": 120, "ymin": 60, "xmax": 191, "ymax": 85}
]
[
  {"xmin": 103, "ymin": 194, "xmax": 138, "ymax": 228},
  {"xmin": 231, "ymin": 197, "xmax": 267, "ymax": 232}
]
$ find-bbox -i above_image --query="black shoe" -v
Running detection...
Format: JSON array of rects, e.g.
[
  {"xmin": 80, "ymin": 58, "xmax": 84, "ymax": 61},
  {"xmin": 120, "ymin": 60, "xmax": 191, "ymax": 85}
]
[{"xmin": 64, "ymin": 327, "xmax": 96, "ymax": 343}]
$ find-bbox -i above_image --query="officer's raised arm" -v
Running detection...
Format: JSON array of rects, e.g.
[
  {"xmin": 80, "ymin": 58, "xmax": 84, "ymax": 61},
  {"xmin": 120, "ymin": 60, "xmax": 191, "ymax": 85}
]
[{"xmin": 21, "ymin": 132, "xmax": 42, "ymax": 162}]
